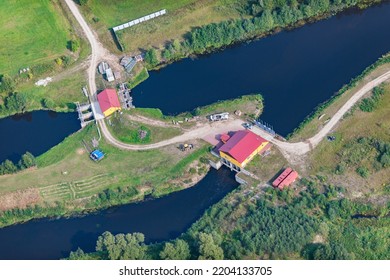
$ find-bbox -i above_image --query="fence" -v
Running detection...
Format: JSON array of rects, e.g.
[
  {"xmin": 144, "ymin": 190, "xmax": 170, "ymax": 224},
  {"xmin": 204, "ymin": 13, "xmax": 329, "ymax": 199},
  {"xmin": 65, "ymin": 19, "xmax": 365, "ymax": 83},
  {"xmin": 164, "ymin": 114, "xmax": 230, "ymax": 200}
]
[{"xmin": 113, "ymin": 9, "xmax": 167, "ymax": 32}]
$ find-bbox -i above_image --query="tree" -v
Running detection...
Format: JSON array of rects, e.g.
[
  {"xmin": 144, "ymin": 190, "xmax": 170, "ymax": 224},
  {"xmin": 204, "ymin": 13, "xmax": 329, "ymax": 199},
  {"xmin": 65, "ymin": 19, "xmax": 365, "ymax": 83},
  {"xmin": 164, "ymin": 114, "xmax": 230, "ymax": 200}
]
[
  {"xmin": 5, "ymin": 92, "xmax": 27, "ymax": 112},
  {"xmin": 77, "ymin": 0, "xmax": 89, "ymax": 5},
  {"xmin": 69, "ymin": 248, "xmax": 90, "ymax": 260},
  {"xmin": 144, "ymin": 49, "xmax": 159, "ymax": 67},
  {"xmin": 42, "ymin": 98, "xmax": 55, "ymax": 109},
  {"xmin": 162, "ymin": 49, "xmax": 172, "ymax": 61},
  {"xmin": 197, "ymin": 233, "xmax": 224, "ymax": 260},
  {"xmin": 160, "ymin": 239, "xmax": 190, "ymax": 260},
  {"xmin": 18, "ymin": 152, "xmax": 36, "ymax": 169},
  {"xmin": 0, "ymin": 74, "xmax": 15, "ymax": 93},
  {"xmin": 69, "ymin": 40, "xmax": 80, "ymax": 52},
  {"xmin": 2, "ymin": 160, "xmax": 17, "ymax": 174},
  {"xmin": 96, "ymin": 231, "xmax": 147, "ymax": 260}
]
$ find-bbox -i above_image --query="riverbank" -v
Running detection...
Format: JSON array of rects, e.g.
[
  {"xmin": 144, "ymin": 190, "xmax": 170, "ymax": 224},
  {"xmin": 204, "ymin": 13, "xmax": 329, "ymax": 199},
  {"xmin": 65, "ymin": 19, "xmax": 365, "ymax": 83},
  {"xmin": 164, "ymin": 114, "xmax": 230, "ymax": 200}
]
[
  {"xmin": 288, "ymin": 52, "xmax": 390, "ymax": 140},
  {"xmin": 0, "ymin": 126, "xmax": 210, "ymax": 229},
  {"xmin": 141, "ymin": 0, "xmax": 385, "ymax": 70},
  {"xmin": 0, "ymin": 94, "xmax": 261, "ymax": 228}
]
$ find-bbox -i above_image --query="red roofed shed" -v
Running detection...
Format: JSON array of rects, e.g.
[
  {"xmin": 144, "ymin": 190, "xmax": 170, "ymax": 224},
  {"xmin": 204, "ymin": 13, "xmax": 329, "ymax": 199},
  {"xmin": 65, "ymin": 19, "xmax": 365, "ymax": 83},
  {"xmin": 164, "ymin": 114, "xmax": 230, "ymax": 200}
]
[
  {"xmin": 278, "ymin": 171, "xmax": 298, "ymax": 189},
  {"xmin": 272, "ymin": 167, "xmax": 293, "ymax": 187}
]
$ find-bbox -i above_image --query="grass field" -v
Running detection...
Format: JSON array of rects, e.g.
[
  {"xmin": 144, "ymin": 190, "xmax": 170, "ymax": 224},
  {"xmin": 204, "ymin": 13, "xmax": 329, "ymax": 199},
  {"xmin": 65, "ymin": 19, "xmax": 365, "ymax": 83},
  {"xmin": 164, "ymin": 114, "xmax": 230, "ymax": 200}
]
[
  {"xmin": 107, "ymin": 112, "xmax": 182, "ymax": 144},
  {"xmin": 0, "ymin": 124, "xmax": 210, "ymax": 207},
  {"xmin": 0, "ymin": 0, "xmax": 73, "ymax": 75},
  {"xmin": 308, "ymin": 83, "xmax": 390, "ymax": 196},
  {"xmin": 80, "ymin": 0, "xmax": 245, "ymax": 53}
]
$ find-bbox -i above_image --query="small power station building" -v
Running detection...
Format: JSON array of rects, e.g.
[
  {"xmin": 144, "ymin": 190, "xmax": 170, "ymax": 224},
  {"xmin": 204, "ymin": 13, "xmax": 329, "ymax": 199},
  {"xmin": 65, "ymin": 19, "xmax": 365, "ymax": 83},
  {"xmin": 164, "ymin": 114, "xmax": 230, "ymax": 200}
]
[
  {"xmin": 218, "ymin": 130, "xmax": 270, "ymax": 171},
  {"xmin": 97, "ymin": 89, "xmax": 121, "ymax": 117}
]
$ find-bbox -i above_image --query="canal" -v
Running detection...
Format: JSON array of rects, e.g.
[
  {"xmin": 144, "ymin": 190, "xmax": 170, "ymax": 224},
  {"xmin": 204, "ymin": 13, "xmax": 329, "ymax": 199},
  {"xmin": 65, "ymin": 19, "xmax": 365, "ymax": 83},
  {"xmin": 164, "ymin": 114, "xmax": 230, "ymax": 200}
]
[
  {"xmin": 133, "ymin": 2, "xmax": 390, "ymax": 136},
  {"xmin": 0, "ymin": 168, "xmax": 237, "ymax": 260},
  {"xmin": 0, "ymin": 111, "xmax": 80, "ymax": 163}
]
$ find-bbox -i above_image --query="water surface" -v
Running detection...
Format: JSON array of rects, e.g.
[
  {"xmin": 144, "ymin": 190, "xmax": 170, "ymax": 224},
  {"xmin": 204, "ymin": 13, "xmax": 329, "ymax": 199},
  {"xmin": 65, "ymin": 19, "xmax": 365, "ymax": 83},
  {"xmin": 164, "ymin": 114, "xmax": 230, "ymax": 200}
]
[
  {"xmin": 133, "ymin": 3, "xmax": 390, "ymax": 136},
  {"xmin": 0, "ymin": 111, "xmax": 80, "ymax": 163}
]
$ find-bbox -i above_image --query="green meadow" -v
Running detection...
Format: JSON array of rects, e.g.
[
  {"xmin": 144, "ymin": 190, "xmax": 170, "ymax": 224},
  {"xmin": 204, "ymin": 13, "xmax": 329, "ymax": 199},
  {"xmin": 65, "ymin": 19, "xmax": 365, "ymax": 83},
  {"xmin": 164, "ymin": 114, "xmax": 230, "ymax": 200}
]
[{"xmin": 0, "ymin": 0, "xmax": 72, "ymax": 75}]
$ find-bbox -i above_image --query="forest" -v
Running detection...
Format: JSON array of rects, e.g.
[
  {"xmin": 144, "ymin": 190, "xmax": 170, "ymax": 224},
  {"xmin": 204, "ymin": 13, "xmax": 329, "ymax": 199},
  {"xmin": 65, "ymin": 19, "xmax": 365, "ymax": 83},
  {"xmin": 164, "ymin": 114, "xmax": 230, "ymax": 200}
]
[{"xmin": 68, "ymin": 177, "xmax": 390, "ymax": 260}]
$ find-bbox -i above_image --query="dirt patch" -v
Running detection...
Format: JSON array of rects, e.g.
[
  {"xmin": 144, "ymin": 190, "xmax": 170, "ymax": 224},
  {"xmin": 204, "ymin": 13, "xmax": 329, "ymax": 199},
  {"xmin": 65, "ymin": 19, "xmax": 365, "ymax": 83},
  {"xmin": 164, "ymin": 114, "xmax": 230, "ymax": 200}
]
[
  {"xmin": 313, "ymin": 234, "xmax": 325, "ymax": 244},
  {"xmin": 0, "ymin": 189, "xmax": 41, "ymax": 211},
  {"xmin": 76, "ymin": 148, "xmax": 85, "ymax": 155}
]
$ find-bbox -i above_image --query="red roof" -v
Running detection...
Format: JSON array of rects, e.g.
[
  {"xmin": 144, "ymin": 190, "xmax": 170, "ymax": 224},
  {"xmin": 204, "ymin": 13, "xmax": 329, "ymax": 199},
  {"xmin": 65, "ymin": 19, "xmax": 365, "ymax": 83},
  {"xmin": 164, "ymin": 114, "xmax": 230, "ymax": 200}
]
[
  {"xmin": 220, "ymin": 134, "xmax": 230, "ymax": 143},
  {"xmin": 272, "ymin": 167, "xmax": 292, "ymax": 187},
  {"xmin": 218, "ymin": 130, "xmax": 268, "ymax": 164},
  {"xmin": 278, "ymin": 171, "xmax": 298, "ymax": 189},
  {"xmin": 97, "ymin": 89, "xmax": 120, "ymax": 113}
]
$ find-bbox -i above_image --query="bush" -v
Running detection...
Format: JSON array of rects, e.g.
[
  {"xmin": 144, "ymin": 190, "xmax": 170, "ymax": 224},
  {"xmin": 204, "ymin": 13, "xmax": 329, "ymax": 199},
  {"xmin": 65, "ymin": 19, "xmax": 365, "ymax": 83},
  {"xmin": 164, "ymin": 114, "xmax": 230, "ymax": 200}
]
[
  {"xmin": 5, "ymin": 92, "xmax": 27, "ymax": 113},
  {"xmin": 356, "ymin": 166, "xmax": 369, "ymax": 178},
  {"xmin": 42, "ymin": 98, "xmax": 55, "ymax": 109},
  {"xmin": 0, "ymin": 74, "xmax": 15, "ymax": 93},
  {"xmin": 144, "ymin": 49, "xmax": 159, "ymax": 67},
  {"xmin": 68, "ymin": 40, "xmax": 80, "ymax": 52}
]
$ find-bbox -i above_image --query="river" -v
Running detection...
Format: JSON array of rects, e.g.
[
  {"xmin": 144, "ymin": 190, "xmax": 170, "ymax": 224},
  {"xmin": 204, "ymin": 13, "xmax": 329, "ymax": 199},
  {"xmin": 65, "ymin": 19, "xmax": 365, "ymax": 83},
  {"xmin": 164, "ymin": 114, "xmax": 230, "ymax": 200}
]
[
  {"xmin": 133, "ymin": 2, "xmax": 390, "ymax": 136},
  {"xmin": 1, "ymin": 2, "xmax": 390, "ymax": 260},
  {"xmin": 0, "ymin": 111, "xmax": 80, "ymax": 163},
  {"xmin": 0, "ymin": 167, "xmax": 237, "ymax": 260}
]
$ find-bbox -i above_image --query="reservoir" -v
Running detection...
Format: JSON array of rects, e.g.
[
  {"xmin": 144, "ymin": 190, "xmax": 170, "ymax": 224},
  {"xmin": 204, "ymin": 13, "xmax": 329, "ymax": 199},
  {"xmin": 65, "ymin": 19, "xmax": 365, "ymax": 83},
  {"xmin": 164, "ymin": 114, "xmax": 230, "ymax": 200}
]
[
  {"xmin": 0, "ymin": 111, "xmax": 80, "ymax": 163},
  {"xmin": 133, "ymin": 2, "xmax": 390, "ymax": 136},
  {"xmin": 0, "ymin": 167, "xmax": 238, "ymax": 260}
]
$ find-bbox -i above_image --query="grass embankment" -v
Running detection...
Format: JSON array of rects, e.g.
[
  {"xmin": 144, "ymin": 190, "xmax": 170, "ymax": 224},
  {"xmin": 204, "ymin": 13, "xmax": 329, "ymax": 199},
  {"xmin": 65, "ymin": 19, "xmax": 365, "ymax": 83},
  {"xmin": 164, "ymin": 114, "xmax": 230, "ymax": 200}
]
[
  {"xmin": 130, "ymin": 94, "xmax": 263, "ymax": 122},
  {"xmin": 106, "ymin": 111, "xmax": 182, "ymax": 144},
  {"xmin": 308, "ymin": 83, "xmax": 390, "ymax": 197},
  {"xmin": 79, "ymin": 0, "xmax": 244, "ymax": 53},
  {"xmin": 0, "ymin": 122, "xmax": 211, "ymax": 227},
  {"xmin": 128, "ymin": 67, "xmax": 149, "ymax": 89}
]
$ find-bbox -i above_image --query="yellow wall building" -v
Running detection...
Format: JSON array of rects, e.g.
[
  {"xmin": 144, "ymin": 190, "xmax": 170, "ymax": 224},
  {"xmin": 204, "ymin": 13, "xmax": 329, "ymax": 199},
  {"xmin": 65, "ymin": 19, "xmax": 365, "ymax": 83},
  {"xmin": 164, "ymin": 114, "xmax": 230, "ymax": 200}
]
[
  {"xmin": 97, "ymin": 88, "xmax": 121, "ymax": 117},
  {"xmin": 218, "ymin": 130, "xmax": 270, "ymax": 171}
]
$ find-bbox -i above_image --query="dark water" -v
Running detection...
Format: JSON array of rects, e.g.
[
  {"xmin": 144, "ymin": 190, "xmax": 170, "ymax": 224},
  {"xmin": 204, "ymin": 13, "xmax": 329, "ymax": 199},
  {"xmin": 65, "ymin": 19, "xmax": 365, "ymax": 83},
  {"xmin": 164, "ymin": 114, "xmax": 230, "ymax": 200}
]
[
  {"xmin": 133, "ymin": 2, "xmax": 390, "ymax": 136},
  {"xmin": 0, "ymin": 167, "xmax": 238, "ymax": 260},
  {"xmin": 0, "ymin": 111, "xmax": 80, "ymax": 163}
]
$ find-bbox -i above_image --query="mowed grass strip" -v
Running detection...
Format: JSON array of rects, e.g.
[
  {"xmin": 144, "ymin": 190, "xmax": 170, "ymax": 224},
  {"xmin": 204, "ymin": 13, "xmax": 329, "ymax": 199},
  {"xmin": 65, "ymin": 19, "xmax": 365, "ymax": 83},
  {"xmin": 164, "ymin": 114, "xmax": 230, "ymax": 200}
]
[{"xmin": 0, "ymin": 0, "xmax": 71, "ymax": 75}]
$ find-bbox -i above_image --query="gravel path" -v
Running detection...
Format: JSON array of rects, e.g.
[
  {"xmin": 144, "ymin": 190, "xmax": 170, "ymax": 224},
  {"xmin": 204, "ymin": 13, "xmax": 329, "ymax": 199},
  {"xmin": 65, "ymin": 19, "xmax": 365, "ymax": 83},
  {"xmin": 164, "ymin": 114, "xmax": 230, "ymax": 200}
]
[{"xmin": 65, "ymin": 0, "xmax": 390, "ymax": 161}]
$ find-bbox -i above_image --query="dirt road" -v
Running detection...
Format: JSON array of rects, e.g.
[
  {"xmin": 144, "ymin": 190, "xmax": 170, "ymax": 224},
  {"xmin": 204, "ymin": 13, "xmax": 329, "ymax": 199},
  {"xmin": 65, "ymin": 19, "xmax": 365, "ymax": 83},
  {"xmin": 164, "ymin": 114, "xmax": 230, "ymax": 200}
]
[{"xmin": 65, "ymin": 0, "xmax": 390, "ymax": 160}]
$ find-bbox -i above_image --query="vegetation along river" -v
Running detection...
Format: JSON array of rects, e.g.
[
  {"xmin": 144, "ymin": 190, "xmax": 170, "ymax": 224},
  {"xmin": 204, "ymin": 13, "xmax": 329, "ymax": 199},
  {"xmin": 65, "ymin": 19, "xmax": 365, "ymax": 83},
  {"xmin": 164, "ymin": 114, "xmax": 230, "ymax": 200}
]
[
  {"xmin": 0, "ymin": 168, "xmax": 237, "ymax": 260},
  {"xmin": 133, "ymin": 2, "xmax": 390, "ymax": 136},
  {"xmin": 1, "ymin": 1, "xmax": 390, "ymax": 260}
]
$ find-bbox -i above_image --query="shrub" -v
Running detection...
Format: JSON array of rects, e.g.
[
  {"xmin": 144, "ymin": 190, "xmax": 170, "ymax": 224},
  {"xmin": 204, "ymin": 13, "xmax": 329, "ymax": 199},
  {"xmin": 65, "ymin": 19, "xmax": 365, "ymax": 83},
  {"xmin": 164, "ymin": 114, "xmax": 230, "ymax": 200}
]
[{"xmin": 356, "ymin": 166, "xmax": 369, "ymax": 178}]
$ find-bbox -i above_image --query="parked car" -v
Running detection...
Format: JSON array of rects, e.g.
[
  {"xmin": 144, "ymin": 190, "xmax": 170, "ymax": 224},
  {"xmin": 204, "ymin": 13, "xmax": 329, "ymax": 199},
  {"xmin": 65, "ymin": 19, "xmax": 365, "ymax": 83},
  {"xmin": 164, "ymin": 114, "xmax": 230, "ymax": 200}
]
[{"xmin": 243, "ymin": 122, "xmax": 253, "ymax": 129}]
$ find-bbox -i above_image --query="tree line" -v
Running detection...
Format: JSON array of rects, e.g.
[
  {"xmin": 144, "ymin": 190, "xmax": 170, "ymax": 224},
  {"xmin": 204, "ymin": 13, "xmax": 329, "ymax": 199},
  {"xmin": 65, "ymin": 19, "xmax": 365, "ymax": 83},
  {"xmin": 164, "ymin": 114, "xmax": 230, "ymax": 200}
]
[
  {"xmin": 144, "ymin": 0, "xmax": 382, "ymax": 67},
  {"xmin": 68, "ymin": 173, "xmax": 389, "ymax": 260},
  {"xmin": 0, "ymin": 152, "xmax": 36, "ymax": 175}
]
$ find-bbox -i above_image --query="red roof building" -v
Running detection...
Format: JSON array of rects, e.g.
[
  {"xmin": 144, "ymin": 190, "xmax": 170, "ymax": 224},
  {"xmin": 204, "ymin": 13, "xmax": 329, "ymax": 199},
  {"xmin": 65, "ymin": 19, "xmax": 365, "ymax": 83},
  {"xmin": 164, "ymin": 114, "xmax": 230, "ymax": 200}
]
[
  {"xmin": 97, "ymin": 89, "xmax": 121, "ymax": 117},
  {"xmin": 218, "ymin": 130, "xmax": 269, "ymax": 169},
  {"xmin": 272, "ymin": 167, "xmax": 293, "ymax": 187},
  {"xmin": 272, "ymin": 168, "xmax": 299, "ymax": 189},
  {"xmin": 220, "ymin": 134, "xmax": 231, "ymax": 143},
  {"xmin": 278, "ymin": 171, "xmax": 298, "ymax": 189}
]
